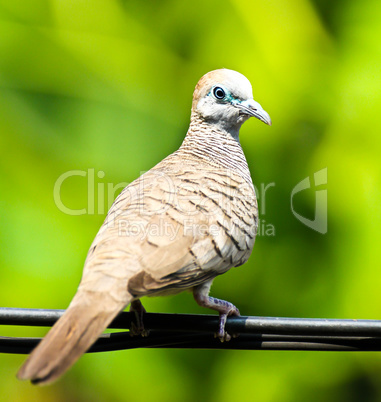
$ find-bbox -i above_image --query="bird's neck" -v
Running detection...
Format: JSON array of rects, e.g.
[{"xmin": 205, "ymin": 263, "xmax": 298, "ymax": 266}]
[{"xmin": 177, "ymin": 112, "xmax": 253, "ymax": 186}]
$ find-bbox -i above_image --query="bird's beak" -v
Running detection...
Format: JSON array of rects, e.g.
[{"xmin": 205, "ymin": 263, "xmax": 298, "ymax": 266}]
[{"xmin": 234, "ymin": 99, "xmax": 272, "ymax": 126}]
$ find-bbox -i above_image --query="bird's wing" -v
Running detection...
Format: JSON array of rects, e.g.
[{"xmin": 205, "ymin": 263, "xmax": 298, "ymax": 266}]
[{"xmin": 80, "ymin": 162, "xmax": 257, "ymax": 298}]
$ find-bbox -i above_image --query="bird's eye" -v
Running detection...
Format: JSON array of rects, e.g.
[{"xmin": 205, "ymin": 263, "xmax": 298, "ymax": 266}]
[{"xmin": 213, "ymin": 86, "xmax": 226, "ymax": 100}]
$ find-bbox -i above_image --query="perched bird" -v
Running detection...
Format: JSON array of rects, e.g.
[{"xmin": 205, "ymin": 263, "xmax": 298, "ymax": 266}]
[{"xmin": 18, "ymin": 69, "xmax": 271, "ymax": 385}]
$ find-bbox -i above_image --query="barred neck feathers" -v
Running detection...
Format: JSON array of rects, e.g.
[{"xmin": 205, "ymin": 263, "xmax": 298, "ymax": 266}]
[{"xmin": 178, "ymin": 112, "xmax": 253, "ymax": 186}]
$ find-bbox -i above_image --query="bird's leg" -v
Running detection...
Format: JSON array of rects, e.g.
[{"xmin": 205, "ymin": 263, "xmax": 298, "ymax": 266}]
[
  {"xmin": 129, "ymin": 299, "xmax": 149, "ymax": 337},
  {"xmin": 193, "ymin": 281, "xmax": 240, "ymax": 342}
]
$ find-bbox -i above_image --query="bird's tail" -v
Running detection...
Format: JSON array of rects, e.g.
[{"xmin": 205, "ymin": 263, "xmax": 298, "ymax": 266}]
[{"xmin": 17, "ymin": 291, "xmax": 131, "ymax": 385}]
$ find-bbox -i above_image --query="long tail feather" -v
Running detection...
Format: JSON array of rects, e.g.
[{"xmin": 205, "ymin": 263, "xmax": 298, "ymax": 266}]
[{"xmin": 17, "ymin": 292, "xmax": 130, "ymax": 385}]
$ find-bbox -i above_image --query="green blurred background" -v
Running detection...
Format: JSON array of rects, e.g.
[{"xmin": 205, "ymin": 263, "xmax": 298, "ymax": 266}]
[{"xmin": 1, "ymin": 0, "xmax": 381, "ymax": 400}]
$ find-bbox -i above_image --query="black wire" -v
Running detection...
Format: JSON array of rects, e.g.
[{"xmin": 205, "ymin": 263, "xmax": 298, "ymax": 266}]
[{"xmin": 1, "ymin": 307, "xmax": 381, "ymax": 354}]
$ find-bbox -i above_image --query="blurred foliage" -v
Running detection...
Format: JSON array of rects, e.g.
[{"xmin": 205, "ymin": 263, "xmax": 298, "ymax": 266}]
[{"xmin": 0, "ymin": 0, "xmax": 381, "ymax": 401}]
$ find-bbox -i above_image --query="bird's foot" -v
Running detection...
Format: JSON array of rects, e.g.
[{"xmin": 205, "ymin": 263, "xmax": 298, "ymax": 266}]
[
  {"xmin": 129, "ymin": 300, "xmax": 150, "ymax": 337},
  {"xmin": 215, "ymin": 304, "xmax": 240, "ymax": 342},
  {"xmin": 193, "ymin": 284, "xmax": 240, "ymax": 342}
]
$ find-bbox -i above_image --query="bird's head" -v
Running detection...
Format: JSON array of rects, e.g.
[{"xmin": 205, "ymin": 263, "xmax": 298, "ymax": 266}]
[{"xmin": 192, "ymin": 69, "xmax": 271, "ymax": 137}]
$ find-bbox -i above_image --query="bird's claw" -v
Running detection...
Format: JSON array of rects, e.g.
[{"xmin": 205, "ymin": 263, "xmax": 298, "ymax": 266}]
[
  {"xmin": 130, "ymin": 321, "xmax": 150, "ymax": 337},
  {"xmin": 216, "ymin": 306, "xmax": 240, "ymax": 342},
  {"xmin": 215, "ymin": 330, "xmax": 232, "ymax": 342}
]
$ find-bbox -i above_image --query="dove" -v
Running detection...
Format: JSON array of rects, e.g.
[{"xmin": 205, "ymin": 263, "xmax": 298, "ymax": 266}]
[{"xmin": 17, "ymin": 68, "xmax": 271, "ymax": 385}]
